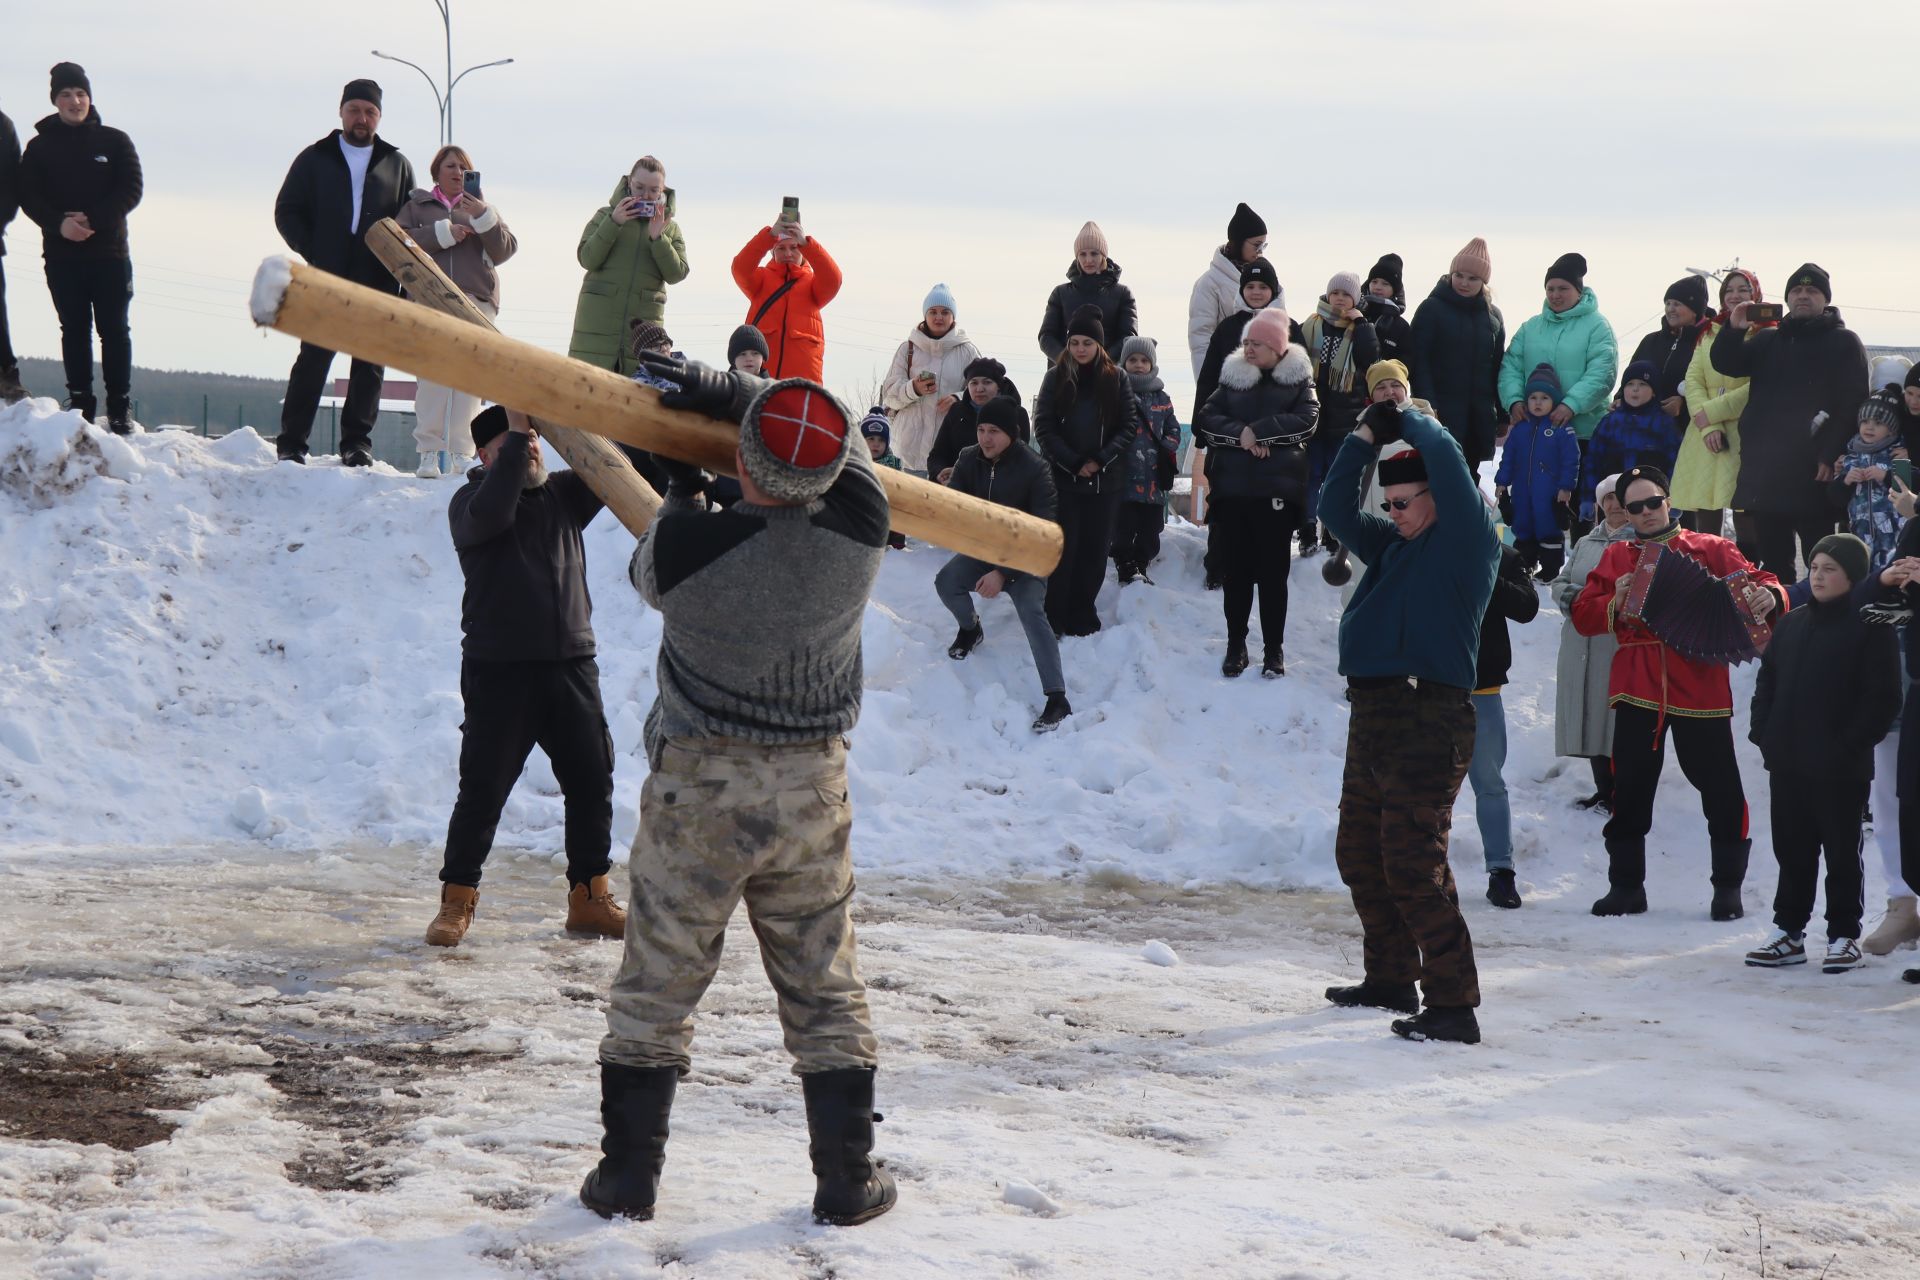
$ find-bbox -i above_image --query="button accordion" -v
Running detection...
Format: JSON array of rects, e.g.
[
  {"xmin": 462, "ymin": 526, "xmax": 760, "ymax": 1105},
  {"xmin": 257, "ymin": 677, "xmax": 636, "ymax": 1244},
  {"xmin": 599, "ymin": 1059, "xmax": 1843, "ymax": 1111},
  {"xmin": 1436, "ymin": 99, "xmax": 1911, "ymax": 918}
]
[{"xmin": 1619, "ymin": 542, "xmax": 1773, "ymax": 664}]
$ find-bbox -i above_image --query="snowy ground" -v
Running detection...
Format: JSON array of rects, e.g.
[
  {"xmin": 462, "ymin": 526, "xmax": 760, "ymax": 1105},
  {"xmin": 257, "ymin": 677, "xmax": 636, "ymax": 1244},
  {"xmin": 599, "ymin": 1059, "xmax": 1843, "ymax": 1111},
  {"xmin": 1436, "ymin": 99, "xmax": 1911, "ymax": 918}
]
[{"xmin": 3, "ymin": 403, "xmax": 1919, "ymax": 1277}]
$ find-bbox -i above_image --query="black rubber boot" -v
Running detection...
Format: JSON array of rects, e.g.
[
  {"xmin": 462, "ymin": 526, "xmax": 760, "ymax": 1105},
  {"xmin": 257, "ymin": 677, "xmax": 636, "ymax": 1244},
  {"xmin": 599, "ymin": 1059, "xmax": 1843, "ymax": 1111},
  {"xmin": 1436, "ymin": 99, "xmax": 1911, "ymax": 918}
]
[
  {"xmin": 1391, "ymin": 1006, "xmax": 1481, "ymax": 1044},
  {"xmin": 1324, "ymin": 982, "xmax": 1419, "ymax": 1014},
  {"xmin": 1221, "ymin": 638, "xmax": 1250, "ymax": 678},
  {"xmin": 947, "ymin": 620, "xmax": 984, "ymax": 660},
  {"xmin": 1709, "ymin": 840, "xmax": 1749, "ymax": 921},
  {"xmin": 801, "ymin": 1067, "xmax": 897, "ymax": 1227},
  {"xmin": 1592, "ymin": 839, "xmax": 1648, "ymax": 916},
  {"xmin": 578, "ymin": 1062, "xmax": 677, "ymax": 1220}
]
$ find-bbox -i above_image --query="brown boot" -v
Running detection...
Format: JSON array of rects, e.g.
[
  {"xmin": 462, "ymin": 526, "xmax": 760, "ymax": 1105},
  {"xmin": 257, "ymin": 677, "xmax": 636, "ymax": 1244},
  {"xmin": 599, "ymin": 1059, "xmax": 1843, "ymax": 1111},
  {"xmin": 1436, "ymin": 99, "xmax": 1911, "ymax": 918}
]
[
  {"xmin": 426, "ymin": 883, "xmax": 478, "ymax": 947},
  {"xmin": 566, "ymin": 874, "xmax": 627, "ymax": 938}
]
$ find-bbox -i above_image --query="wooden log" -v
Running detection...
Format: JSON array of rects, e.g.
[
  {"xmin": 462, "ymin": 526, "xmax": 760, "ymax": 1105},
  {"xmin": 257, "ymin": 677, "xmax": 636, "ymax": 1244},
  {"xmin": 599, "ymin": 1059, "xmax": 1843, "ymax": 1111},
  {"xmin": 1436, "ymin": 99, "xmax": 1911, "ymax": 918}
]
[
  {"xmin": 248, "ymin": 257, "xmax": 1065, "ymax": 576},
  {"xmin": 364, "ymin": 218, "xmax": 661, "ymax": 533}
]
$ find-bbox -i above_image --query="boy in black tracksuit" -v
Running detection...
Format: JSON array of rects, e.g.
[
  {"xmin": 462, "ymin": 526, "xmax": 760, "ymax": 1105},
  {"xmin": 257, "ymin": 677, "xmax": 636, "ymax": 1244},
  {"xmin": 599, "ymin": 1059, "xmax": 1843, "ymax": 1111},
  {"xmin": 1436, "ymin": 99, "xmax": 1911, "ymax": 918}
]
[{"xmin": 1746, "ymin": 533, "xmax": 1899, "ymax": 972}]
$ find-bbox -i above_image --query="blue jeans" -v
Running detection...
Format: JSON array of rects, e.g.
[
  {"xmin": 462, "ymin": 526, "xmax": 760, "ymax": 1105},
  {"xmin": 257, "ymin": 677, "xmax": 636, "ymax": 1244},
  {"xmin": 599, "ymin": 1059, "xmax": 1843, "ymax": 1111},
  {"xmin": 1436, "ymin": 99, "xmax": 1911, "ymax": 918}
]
[
  {"xmin": 936, "ymin": 554, "xmax": 1065, "ymax": 696},
  {"xmin": 1468, "ymin": 691, "xmax": 1512, "ymax": 872}
]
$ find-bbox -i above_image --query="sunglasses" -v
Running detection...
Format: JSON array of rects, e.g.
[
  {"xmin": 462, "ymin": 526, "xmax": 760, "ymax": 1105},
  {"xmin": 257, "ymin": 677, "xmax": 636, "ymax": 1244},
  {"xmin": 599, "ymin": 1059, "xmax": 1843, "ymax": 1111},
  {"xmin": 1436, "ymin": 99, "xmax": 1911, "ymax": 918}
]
[
  {"xmin": 1623, "ymin": 495, "xmax": 1668, "ymax": 515},
  {"xmin": 1380, "ymin": 490, "xmax": 1429, "ymax": 512}
]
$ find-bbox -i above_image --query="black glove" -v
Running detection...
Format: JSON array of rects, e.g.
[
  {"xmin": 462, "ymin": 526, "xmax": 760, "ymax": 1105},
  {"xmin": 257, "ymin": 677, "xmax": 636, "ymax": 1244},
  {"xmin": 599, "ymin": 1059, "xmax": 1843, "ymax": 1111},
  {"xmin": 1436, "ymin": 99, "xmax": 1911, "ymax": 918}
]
[
  {"xmin": 655, "ymin": 454, "xmax": 709, "ymax": 502},
  {"xmin": 636, "ymin": 353, "xmax": 756, "ymax": 425},
  {"xmin": 1360, "ymin": 400, "xmax": 1403, "ymax": 445}
]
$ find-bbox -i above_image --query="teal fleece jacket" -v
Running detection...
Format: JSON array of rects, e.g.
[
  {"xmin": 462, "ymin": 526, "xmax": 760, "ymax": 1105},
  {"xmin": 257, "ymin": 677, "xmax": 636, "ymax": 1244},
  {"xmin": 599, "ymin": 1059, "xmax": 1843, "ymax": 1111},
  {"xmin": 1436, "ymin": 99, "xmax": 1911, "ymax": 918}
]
[{"xmin": 1320, "ymin": 409, "xmax": 1500, "ymax": 689}]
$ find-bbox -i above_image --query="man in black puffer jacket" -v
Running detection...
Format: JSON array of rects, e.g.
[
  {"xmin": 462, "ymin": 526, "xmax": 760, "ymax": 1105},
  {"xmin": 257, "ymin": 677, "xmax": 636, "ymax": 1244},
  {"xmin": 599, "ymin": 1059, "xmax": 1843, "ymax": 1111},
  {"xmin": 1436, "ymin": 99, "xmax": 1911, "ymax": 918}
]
[
  {"xmin": 429, "ymin": 405, "xmax": 632, "ymax": 950},
  {"xmin": 938, "ymin": 398, "xmax": 1069, "ymax": 732},
  {"xmin": 1193, "ymin": 307, "xmax": 1318, "ymax": 677},
  {"xmin": 272, "ymin": 79, "xmax": 414, "ymax": 464},
  {"xmin": 0, "ymin": 106, "xmax": 24, "ymax": 404},
  {"xmin": 17, "ymin": 63, "xmax": 142, "ymax": 430},
  {"xmin": 925, "ymin": 356, "xmax": 1027, "ymax": 483},
  {"xmin": 1711, "ymin": 263, "xmax": 1867, "ymax": 584}
]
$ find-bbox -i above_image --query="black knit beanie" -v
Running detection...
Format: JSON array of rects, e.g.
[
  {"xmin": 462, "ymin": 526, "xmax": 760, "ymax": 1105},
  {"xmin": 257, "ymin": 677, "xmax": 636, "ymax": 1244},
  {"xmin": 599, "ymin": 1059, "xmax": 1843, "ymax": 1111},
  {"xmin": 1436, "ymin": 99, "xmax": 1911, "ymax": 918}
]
[
  {"xmin": 964, "ymin": 355, "xmax": 1007, "ymax": 383},
  {"xmin": 1811, "ymin": 534, "xmax": 1870, "ymax": 586},
  {"xmin": 1905, "ymin": 364, "xmax": 1920, "ymax": 392},
  {"xmin": 1066, "ymin": 304, "xmax": 1105, "ymax": 347},
  {"xmin": 1366, "ymin": 252, "xmax": 1405, "ymax": 299},
  {"xmin": 1239, "ymin": 256, "xmax": 1278, "ymax": 301},
  {"xmin": 629, "ymin": 319, "xmax": 673, "ymax": 358},
  {"xmin": 1860, "ymin": 386, "xmax": 1905, "ymax": 430},
  {"xmin": 341, "ymin": 78, "xmax": 383, "ymax": 109},
  {"xmin": 1545, "ymin": 252, "xmax": 1587, "ymax": 290},
  {"xmin": 1226, "ymin": 202, "xmax": 1266, "ymax": 250},
  {"xmin": 977, "ymin": 397, "xmax": 1023, "ymax": 436},
  {"xmin": 1785, "ymin": 262, "xmax": 1832, "ymax": 304},
  {"xmin": 1665, "ymin": 274, "xmax": 1710, "ymax": 320},
  {"xmin": 727, "ymin": 324, "xmax": 770, "ymax": 364},
  {"xmin": 50, "ymin": 62, "xmax": 91, "ymax": 102}
]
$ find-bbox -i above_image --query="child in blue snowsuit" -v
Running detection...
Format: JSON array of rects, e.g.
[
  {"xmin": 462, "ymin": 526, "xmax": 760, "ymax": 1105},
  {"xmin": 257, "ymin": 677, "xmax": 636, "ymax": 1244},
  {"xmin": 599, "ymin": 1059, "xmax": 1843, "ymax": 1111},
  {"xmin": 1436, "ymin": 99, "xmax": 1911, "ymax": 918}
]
[
  {"xmin": 1832, "ymin": 386, "xmax": 1906, "ymax": 572},
  {"xmin": 1581, "ymin": 360, "xmax": 1683, "ymax": 519},
  {"xmin": 1112, "ymin": 336, "xmax": 1183, "ymax": 583},
  {"xmin": 1494, "ymin": 362, "xmax": 1580, "ymax": 578}
]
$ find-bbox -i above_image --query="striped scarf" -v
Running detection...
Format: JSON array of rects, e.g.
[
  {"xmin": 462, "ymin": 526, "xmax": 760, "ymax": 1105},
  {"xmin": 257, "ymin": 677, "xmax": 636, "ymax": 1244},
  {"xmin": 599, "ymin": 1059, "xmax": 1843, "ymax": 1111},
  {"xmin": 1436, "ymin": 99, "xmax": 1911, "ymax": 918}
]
[{"xmin": 1305, "ymin": 299, "xmax": 1358, "ymax": 395}]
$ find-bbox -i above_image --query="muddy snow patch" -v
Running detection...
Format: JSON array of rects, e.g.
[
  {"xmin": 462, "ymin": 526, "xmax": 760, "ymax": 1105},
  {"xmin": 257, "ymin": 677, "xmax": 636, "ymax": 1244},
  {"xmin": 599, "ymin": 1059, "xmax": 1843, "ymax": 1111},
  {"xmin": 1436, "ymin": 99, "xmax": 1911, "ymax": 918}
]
[{"xmin": 0, "ymin": 399, "xmax": 129, "ymax": 507}]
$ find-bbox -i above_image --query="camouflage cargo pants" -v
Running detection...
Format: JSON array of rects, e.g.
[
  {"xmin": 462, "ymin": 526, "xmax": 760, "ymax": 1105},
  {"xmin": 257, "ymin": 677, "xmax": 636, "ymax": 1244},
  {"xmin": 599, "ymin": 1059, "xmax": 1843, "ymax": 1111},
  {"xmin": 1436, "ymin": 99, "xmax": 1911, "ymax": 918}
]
[
  {"xmin": 1333, "ymin": 679, "xmax": 1481, "ymax": 1007},
  {"xmin": 600, "ymin": 735, "xmax": 878, "ymax": 1074}
]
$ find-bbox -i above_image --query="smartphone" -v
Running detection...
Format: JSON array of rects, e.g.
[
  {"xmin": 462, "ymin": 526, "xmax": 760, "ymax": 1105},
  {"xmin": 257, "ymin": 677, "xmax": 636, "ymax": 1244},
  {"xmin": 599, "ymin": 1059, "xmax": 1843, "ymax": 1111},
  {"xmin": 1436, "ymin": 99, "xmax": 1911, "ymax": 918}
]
[
  {"xmin": 779, "ymin": 196, "xmax": 800, "ymax": 225},
  {"xmin": 633, "ymin": 200, "xmax": 657, "ymax": 218},
  {"xmin": 1894, "ymin": 458, "xmax": 1914, "ymax": 489},
  {"xmin": 462, "ymin": 170, "xmax": 482, "ymax": 199},
  {"xmin": 1748, "ymin": 303, "xmax": 1784, "ymax": 323}
]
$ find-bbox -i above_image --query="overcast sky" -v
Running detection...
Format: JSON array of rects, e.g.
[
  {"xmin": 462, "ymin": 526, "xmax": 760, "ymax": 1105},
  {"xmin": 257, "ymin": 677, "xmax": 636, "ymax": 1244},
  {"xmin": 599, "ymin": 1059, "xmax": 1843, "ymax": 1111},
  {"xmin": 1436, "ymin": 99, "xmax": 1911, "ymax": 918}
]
[{"xmin": 5, "ymin": 1, "xmax": 1919, "ymax": 417}]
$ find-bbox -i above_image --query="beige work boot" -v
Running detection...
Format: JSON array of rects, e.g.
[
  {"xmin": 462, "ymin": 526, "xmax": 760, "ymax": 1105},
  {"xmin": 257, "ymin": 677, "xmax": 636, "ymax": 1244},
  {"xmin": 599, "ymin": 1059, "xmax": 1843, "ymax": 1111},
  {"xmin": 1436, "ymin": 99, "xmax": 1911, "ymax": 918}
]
[
  {"xmin": 426, "ymin": 883, "xmax": 479, "ymax": 947},
  {"xmin": 1862, "ymin": 896, "xmax": 1920, "ymax": 955},
  {"xmin": 566, "ymin": 874, "xmax": 627, "ymax": 938}
]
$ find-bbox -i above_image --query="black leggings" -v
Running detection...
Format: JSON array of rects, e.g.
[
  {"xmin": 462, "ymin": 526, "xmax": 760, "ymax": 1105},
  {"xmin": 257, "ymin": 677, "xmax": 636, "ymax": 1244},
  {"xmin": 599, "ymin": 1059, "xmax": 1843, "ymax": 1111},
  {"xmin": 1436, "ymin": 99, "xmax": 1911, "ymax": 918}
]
[{"xmin": 1209, "ymin": 496, "xmax": 1293, "ymax": 653}]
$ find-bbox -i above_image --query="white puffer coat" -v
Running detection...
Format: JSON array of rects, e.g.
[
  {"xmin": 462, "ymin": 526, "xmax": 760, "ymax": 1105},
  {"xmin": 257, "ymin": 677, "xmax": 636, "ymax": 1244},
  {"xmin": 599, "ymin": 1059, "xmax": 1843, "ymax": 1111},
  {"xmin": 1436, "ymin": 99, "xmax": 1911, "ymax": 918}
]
[
  {"xmin": 1187, "ymin": 248, "xmax": 1285, "ymax": 377},
  {"xmin": 882, "ymin": 324, "xmax": 981, "ymax": 472}
]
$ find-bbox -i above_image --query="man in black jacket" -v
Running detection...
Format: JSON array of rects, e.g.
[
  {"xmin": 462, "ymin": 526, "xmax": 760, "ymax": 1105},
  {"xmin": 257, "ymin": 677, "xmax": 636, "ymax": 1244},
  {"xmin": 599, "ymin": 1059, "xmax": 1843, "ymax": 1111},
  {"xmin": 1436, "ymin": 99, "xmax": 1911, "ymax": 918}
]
[
  {"xmin": 17, "ymin": 63, "xmax": 142, "ymax": 430},
  {"xmin": 1468, "ymin": 542, "xmax": 1540, "ymax": 910},
  {"xmin": 925, "ymin": 356, "xmax": 1027, "ymax": 483},
  {"xmin": 1746, "ymin": 533, "xmax": 1899, "ymax": 972},
  {"xmin": 938, "ymin": 397, "xmax": 1070, "ymax": 731},
  {"xmin": 425, "ymin": 405, "xmax": 628, "ymax": 948},
  {"xmin": 1711, "ymin": 263, "xmax": 1868, "ymax": 583},
  {"xmin": 0, "ymin": 106, "xmax": 24, "ymax": 404},
  {"xmin": 272, "ymin": 80, "xmax": 414, "ymax": 464}
]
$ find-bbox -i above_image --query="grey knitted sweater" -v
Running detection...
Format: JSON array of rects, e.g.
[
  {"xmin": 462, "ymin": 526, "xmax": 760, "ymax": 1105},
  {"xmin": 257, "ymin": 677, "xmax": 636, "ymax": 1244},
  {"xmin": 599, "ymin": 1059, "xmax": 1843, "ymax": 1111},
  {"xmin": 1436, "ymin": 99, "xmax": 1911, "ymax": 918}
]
[{"xmin": 630, "ymin": 446, "xmax": 889, "ymax": 753}]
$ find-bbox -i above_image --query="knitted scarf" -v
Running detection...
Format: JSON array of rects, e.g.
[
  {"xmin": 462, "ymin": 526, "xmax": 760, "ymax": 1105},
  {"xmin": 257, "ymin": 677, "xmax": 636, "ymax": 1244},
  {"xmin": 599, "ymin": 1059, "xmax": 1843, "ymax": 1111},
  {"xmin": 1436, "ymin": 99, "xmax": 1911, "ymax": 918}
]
[{"xmin": 1304, "ymin": 298, "xmax": 1358, "ymax": 395}]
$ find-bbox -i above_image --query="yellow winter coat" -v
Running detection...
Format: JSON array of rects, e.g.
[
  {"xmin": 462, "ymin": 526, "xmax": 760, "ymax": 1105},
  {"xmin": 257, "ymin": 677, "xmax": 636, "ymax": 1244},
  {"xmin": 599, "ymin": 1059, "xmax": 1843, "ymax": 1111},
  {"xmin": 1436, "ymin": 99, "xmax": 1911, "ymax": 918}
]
[{"xmin": 1673, "ymin": 320, "xmax": 1751, "ymax": 511}]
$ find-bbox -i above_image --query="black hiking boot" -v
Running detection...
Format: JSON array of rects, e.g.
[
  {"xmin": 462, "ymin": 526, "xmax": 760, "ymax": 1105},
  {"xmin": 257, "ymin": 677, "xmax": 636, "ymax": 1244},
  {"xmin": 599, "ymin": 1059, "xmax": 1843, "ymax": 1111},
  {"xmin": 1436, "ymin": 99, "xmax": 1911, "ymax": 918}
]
[
  {"xmin": 1032, "ymin": 692, "xmax": 1071, "ymax": 734},
  {"xmin": 947, "ymin": 620, "xmax": 984, "ymax": 660},
  {"xmin": 1709, "ymin": 840, "xmax": 1750, "ymax": 921},
  {"xmin": 341, "ymin": 446, "xmax": 374, "ymax": 467},
  {"xmin": 801, "ymin": 1067, "xmax": 897, "ymax": 1227},
  {"xmin": 66, "ymin": 392, "xmax": 97, "ymax": 423},
  {"xmin": 1486, "ymin": 869, "xmax": 1522, "ymax": 909},
  {"xmin": 1391, "ymin": 1006, "xmax": 1481, "ymax": 1044},
  {"xmin": 1260, "ymin": 647, "xmax": 1285, "ymax": 679},
  {"xmin": 1324, "ymin": 982, "xmax": 1419, "ymax": 1015},
  {"xmin": 0, "ymin": 364, "xmax": 25, "ymax": 405},
  {"xmin": 106, "ymin": 396, "xmax": 133, "ymax": 435},
  {"xmin": 578, "ymin": 1062, "xmax": 677, "ymax": 1221},
  {"xmin": 1591, "ymin": 884, "xmax": 1648, "ymax": 916},
  {"xmin": 1221, "ymin": 638, "xmax": 1250, "ymax": 679}
]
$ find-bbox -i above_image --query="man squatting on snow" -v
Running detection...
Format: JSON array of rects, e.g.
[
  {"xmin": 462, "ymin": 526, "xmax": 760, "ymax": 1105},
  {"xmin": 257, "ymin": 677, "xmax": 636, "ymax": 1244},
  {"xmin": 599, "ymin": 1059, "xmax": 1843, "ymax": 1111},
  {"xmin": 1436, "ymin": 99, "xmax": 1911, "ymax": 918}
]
[
  {"xmin": 1318, "ymin": 395, "xmax": 1499, "ymax": 1045},
  {"xmin": 580, "ymin": 357, "xmax": 898, "ymax": 1228},
  {"xmin": 426, "ymin": 405, "xmax": 632, "ymax": 947}
]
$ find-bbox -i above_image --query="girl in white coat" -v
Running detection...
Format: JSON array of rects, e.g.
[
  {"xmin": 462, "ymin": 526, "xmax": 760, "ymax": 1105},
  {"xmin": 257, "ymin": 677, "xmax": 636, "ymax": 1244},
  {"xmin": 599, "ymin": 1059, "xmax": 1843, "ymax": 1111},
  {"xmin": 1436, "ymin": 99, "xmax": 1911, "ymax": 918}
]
[
  {"xmin": 882, "ymin": 283, "xmax": 981, "ymax": 472},
  {"xmin": 1186, "ymin": 202, "xmax": 1277, "ymax": 377}
]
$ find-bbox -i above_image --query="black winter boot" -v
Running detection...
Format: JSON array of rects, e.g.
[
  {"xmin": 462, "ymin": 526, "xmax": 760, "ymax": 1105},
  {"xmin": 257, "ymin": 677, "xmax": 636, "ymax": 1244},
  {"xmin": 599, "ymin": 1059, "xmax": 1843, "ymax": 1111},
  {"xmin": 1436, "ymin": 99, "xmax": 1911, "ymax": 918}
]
[
  {"xmin": 1709, "ymin": 840, "xmax": 1750, "ymax": 921},
  {"xmin": 1261, "ymin": 647, "xmax": 1285, "ymax": 679},
  {"xmin": 1324, "ymin": 982, "xmax": 1419, "ymax": 1014},
  {"xmin": 578, "ymin": 1062, "xmax": 678, "ymax": 1220},
  {"xmin": 106, "ymin": 396, "xmax": 133, "ymax": 435},
  {"xmin": 1031, "ymin": 692, "xmax": 1071, "ymax": 734},
  {"xmin": 801, "ymin": 1067, "xmax": 897, "ymax": 1226},
  {"xmin": 1486, "ymin": 869, "xmax": 1522, "ymax": 909},
  {"xmin": 66, "ymin": 392, "xmax": 97, "ymax": 422},
  {"xmin": 1592, "ymin": 838, "xmax": 1648, "ymax": 916},
  {"xmin": 1391, "ymin": 1006, "xmax": 1481, "ymax": 1044},
  {"xmin": 1221, "ymin": 638, "xmax": 1250, "ymax": 678},
  {"xmin": 0, "ymin": 364, "xmax": 25, "ymax": 405},
  {"xmin": 947, "ymin": 619, "xmax": 984, "ymax": 660}
]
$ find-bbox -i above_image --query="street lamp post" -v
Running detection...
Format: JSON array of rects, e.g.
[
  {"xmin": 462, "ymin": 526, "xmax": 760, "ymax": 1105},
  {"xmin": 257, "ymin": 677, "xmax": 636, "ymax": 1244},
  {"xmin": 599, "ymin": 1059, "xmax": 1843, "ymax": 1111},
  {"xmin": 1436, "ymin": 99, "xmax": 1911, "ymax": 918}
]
[{"xmin": 371, "ymin": 0, "xmax": 512, "ymax": 148}]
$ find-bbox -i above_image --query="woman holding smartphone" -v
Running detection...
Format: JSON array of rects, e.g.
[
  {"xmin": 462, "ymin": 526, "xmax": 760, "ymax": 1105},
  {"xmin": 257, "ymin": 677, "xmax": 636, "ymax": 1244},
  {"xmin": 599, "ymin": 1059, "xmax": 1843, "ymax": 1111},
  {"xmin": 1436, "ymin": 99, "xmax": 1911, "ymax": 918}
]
[
  {"xmin": 880, "ymin": 283, "xmax": 979, "ymax": 473},
  {"xmin": 567, "ymin": 155, "xmax": 689, "ymax": 377},
  {"xmin": 397, "ymin": 144, "xmax": 518, "ymax": 477},
  {"xmin": 1674, "ymin": 269, "xmax": 1765, "ymax": 537}
]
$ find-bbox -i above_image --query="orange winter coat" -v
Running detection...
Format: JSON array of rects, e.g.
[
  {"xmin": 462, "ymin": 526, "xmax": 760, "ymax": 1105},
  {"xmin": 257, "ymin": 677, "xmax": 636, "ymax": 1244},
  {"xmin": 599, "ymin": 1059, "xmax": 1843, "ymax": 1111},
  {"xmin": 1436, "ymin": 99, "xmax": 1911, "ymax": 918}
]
[{"xmin": 731, "ymin": 227, "xmax": 843, "ymax": 383}]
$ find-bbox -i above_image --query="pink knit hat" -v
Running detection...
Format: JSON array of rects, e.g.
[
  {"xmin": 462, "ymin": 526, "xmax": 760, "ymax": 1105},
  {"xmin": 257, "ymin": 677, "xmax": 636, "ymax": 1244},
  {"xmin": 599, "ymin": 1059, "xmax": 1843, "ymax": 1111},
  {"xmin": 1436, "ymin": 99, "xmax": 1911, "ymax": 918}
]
[
  {"xmin": 1451, "ymin": 237, "xmax": 1492, "ymax": 282},
  {"xmin": 1244, "ymin": 308, "xmax": 1291, "ymax": 355},
  {"xmin": 1074, "ymin": 221, "xmax": 1109, "ymax": 256}
]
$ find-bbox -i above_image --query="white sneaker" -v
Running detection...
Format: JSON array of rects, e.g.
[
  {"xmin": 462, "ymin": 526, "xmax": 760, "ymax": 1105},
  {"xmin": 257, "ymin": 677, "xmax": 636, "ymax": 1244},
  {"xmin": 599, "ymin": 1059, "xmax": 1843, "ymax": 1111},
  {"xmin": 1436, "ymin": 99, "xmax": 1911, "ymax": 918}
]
[
  {"xmin": 1822, "ymin": 938, "xmax": 1864, "ymax": 974},
  {"xmin": 1744, "ymin": 930, "xmax": 1807, "ymax": 968},
  {"xmin": 416, "ymin": 452, "xmax": 439, "ymax": 478}
]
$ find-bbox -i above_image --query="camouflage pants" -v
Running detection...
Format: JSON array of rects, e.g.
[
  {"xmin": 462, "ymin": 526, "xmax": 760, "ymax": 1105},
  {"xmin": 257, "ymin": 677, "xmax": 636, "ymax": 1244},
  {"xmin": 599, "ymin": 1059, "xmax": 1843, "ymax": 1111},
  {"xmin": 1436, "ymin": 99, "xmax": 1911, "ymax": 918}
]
[
  {"xmin": 1333, "ymin": 680, "xmax": 1481, "ymax": 1007},
  {"xmin": 600, "ymin": 735, "xmax": 878, "ymax": 1075}
]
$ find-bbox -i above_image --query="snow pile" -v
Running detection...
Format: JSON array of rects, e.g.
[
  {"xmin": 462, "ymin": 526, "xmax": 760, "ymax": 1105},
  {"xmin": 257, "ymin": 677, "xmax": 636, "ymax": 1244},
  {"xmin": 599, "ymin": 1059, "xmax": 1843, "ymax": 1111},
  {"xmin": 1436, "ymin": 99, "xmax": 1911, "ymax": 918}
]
[{"xmin": 0, "ymin": 397, "xmax": 1833, "ymax": 906}]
